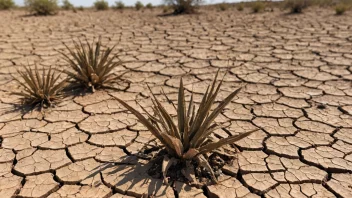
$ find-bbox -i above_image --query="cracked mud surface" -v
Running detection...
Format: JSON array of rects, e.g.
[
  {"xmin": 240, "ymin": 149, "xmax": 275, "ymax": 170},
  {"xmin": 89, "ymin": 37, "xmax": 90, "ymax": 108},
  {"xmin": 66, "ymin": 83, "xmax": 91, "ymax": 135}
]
[{"xmin": 1, "ymin": 8, "xmax": 352, "ymax": 198}]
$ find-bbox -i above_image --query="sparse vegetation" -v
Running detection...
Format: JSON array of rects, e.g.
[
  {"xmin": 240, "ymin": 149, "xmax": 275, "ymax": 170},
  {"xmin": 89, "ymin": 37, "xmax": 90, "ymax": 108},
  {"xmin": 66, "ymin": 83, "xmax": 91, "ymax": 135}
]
[
  {"xmin": 60, "ymin": 38, "xmax": 122, "ymax": 93},
  {"xmin": 312, "ymin": 0, "xmax": 333, "ymax": 7},
  {"xmin": 61, "ymin": 0, "xmax": 73, "ymax": 10},
  {"xmin": 0, "ymin": 0, "xmax": 15, "ymax": 10},
  {"xmin": 25, "ymin": 0, "xmax": 59, "ymax": 15},
  {"xmin": 77, "ymin": 6, "xmax": 84, "ymax": 11},
  {"xmin": 284, "ymin": 0, "xmax": 310, "ymax": 13},
  {"xmin": 218, "ymin": 2, "xmax": 228, "ymax": 11},
  {"xmin": 114, "ymin": 1, "xmax": 124, "ymax": 10},
  {"xmin": 251, "ymin": 1, "xmax": 265, "ymax": 13},
  {"xmin": 115, "ymin": 71, "xmax": 255, "ymax": 183},
  {"xmin": 237, "ymin": 3, "xmax": 244, "ymax": 11},
  {"xmin": 135, "ymin": 1, "xmax": 144, "ymax": 10},
  {"xmin": 94, "ymin": 0, "xmax": 109, "ymax": 10},
  {"xmin": 164, "ymin": 0, "xmax": 203, "ymax": 14},
  {"xmin": 12, "ymin": 66, "xmax": 67, "ymax": 108},
  {"xmin": 162, "ymin": 5, "xmax": 170, "ymax": 13},
  {"xmin": 335, "ymin": 3, "xmax": 348, "ymax": 15},
  {"xmin": 146, "ymin": 3, "xmax": 153, "ymax": 9}
]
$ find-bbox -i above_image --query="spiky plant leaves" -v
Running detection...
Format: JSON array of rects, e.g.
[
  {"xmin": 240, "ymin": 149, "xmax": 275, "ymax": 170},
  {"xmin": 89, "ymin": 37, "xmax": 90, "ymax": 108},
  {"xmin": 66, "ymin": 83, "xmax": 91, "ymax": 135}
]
[
  {"xmin": 182, "ymin": 148, "xmax": 199, "ymax": 160},
  {"xmin": 12, "ymin": 65, "xmax": 67, "ymax": 108},
  {"xmin": 195, "ymin": 154, "xmax": 217, "ymax": 183},
  {"xmin": 61, "ymin": 38, "xmax": 122, "ymax": 92},
  {"xmin": 115, "ymin": 70, "xmax": 257, "ymax": 183}
]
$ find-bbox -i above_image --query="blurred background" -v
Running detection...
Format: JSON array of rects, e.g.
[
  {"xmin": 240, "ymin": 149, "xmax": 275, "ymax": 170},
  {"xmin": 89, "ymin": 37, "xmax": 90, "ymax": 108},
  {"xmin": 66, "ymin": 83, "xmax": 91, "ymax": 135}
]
[{"xmin": 14, "ymin": 0, "xmax": 249, "ymax": 7}]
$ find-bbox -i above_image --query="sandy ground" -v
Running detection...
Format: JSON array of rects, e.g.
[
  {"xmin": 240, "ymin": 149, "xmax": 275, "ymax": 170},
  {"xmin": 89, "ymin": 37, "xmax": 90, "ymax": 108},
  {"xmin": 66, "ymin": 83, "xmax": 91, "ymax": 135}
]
[{"xmin": 0, "ymin": 7, "xmax": 352, "ymax": 198}]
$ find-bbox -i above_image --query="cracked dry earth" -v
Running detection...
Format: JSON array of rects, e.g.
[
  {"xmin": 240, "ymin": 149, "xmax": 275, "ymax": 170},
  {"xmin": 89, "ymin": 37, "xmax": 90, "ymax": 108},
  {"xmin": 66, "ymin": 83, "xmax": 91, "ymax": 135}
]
[{"xmin": 0, "ymin": 7, "xmax": 352, "ymax": 198}]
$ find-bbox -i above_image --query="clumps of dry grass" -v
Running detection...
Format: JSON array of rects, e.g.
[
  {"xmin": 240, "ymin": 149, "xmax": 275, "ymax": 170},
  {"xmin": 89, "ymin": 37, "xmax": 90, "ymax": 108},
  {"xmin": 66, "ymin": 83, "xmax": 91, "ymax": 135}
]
[
  {"xmin": 162, "ymin": 5, "xmax": 171, "ymax": 13},
  {"xmin": 335, "ymin": 4, "xmax": 346, "ymax": 15},
  {"xmin": 146, "ymin": 3, "xmax": 153, "ymax": 9},
  {"xmin": 60, "ymin": 38, "xmax": 122, "ymax": 92},
  {"xmin": 165, "ymin": 0, "xmax": 202, "ymax": 15},
  {"xmin": 251, "ymin": 1, "xmax": 265, "ymax": 13},
  {"xmin": 115, "ymin": 71, "xmax": 256, "ymax": 184},
  {"xmin": 135, "ymin": 1, "xmax": 143, "ymax": 10},
  {"xmin": 61, "ymin": 0, "xmax": 73, "ymax": 10},
  {"xmin": 312, "ymin": 0, "xmax": 333, "ymax": 7},
  {"xmin": 25, "ymin": 0, "xmax": 59, "ymax": 15},
  {"xmin": 94, "ymin": 0, "xmax": 109, "ymax": 10},
  {"xmin": 12, "ymin": 65, "xmax": 67, "ymax": 108},
  {"xmin": 0, "ymin": 0, "xmax": 15, "ymax": 10},
  {"xmin": 237, "ymin": 3, "xmax": 244, "ymax": 11},
  {"xmin": 284, "ymin": 0, "xmax": 310, "ymax": 13},
  {"xmin": 217, "ymin": 3, "xmax": 228, "ymax": 11},
  {"xmin": 114, "ymin": 1, "xmax": 124, "ymax": 10},
  {"xmin": 335, "ymin": 3, "xmax": 350, "ymax": 15}
]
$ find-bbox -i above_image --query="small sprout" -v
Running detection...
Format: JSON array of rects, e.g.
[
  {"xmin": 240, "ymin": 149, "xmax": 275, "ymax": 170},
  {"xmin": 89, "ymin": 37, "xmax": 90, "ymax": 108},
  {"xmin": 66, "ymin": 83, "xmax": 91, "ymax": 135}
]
[
  {"xmin": 60, "ymin": 38, "xmax": 123, "ymax": 93},
  {"xmin": 115, "ymin": 71, "xmax": 256, "ymax": 183},
  {"xmin": 12, "ymin": 65, "xmax": 67, "ymax": 108}
]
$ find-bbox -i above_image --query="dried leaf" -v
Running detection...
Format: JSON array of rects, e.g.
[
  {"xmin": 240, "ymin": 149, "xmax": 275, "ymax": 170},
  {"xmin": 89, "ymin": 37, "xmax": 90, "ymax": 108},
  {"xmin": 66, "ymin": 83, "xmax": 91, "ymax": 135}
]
[
  {"xmin": 196, "ymin": 155, "xmax": 217, "ymax": 183},
  {"xmin": 182, "ymin": 148, "xmax": 199, "ymax": 160}
]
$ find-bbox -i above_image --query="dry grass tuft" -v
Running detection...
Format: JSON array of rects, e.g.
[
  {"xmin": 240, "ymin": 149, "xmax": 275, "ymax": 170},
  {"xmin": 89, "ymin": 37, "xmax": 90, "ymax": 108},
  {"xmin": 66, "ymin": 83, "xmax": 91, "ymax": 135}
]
[
  {"xmin": 335, "ymin": 3, "xmax": 350, "ymax": 15},
  {"xmin": 251, "ymin": 1, "xmax": 265, "ymax": 13},
  {"xmin": 0, "ymin": 0, "xmax": 15, "ymax": 10},
  {"xmin": 25, "ymin": 0, "xmax": 59, "ymax": 15},
  {"xmin": 284, "ymin": 0, "xmax": 310, "ymax": 13},
  {"xmin": 146, "ymin": 3, "xmax": 153, "ymax": 9},
  {"xmin": 61, "ymin": 0, "xmax": 73, "ymax": 10},
  {"xmin": 135, "ymin": 1, "xmax": 144, "ymax": 10},
  {"xmin": 165, "ymin": 0, "xmax": 203, "ymax": 15},
  {"xmin": 114, "ymin": 1, "xmax": 124, "ymax": 10},
  {"xmin": 94, "ymin": 0, "xmax": 109, "ymax": 11},
  {"xmin": 217, "ymin": 3, "xmax": 228, "ymax": 11}
]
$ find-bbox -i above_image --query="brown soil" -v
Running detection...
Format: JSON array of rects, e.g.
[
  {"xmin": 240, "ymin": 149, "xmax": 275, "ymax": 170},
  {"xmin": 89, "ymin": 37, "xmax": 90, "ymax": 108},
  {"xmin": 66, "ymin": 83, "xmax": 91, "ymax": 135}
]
[{"xmin": 0, "ymin": 7, "xmax": 352, "ymax": 198}]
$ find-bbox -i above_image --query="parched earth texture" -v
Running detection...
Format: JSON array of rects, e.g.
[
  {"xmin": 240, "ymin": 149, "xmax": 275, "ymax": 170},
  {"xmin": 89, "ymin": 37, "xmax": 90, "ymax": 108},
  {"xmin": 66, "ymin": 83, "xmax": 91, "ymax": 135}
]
[{"xmin": 0, "ymin": 7, "xmax": 352, "ymax": 198}]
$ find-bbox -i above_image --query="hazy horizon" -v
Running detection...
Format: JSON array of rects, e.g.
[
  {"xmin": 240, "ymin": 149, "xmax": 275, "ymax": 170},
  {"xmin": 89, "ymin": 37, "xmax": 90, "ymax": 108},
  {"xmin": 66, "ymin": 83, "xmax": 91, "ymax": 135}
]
[{"xmin": 15, "ymin": 0, "xmax": 247, "ymax": 7}]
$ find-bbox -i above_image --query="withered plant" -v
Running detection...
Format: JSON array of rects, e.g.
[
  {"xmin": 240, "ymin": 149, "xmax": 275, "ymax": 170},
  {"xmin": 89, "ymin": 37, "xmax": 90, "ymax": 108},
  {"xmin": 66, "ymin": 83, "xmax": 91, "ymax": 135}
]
[
  {"xmin": 12, "ymin": 65, "xmax": 67, "ymax": 108},
  {"xmin": 164, "ymin": 0, "xmax": 203, "ymax": 14},
  {"xmin": 61, "ymin": 38, "xmax": 122, "ymax": 92},
  {"xmin": 25, "ymin": 0, "xmax": 59, "ymax": 15},
  {"xmin": 284, "ymin": 0, "xmax": 310, "ymax": 13},
  {"xmin": 116, "ymin": 71, "xmax": 256, "ymax": 183}
]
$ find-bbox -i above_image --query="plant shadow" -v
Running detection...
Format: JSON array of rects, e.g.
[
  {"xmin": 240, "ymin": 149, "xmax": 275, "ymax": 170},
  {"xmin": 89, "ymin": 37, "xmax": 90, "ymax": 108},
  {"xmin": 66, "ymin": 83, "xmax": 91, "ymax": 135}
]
[{"xmin": 83, "ymin": 156, "xmax": 173, "ymax": 197}]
